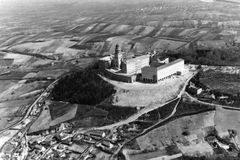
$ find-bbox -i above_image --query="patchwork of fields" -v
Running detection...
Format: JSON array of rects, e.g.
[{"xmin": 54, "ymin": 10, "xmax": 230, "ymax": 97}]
[{"xmin": 0, "ymin": 0, "xmax": 240, "ymax": 159}]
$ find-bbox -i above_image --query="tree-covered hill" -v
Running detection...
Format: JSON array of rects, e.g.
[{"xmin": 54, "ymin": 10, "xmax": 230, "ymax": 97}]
[{"xmin": 51, "ymin": 64, "xmax": 115, "ymax": 105}]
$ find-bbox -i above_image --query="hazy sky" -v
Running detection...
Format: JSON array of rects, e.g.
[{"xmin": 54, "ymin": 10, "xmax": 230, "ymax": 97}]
[
  {"xmin": 0, "ymin": 0, "xmax": 80, "ymax": 8},
  {"xmin": 0, "ymin": 0, "xmax": 143, "ymax": 4},
  {"xmin": 0, "ymin": 0, "xmax": 42, "ymax": 5},
  {"xmin": 1, "ymin": 0, "xmax": 37, "ymax": 3},
  {"xmin": 0, "ymin": 0, "xmax": 114, "ymax": 11},
  {"xmin": 0, "ymin": 0, "xmax": 79, "ymax": 5},
  {"xmin": 0, "ymin": 0, "xmax": 58, "ymax": 4},
  {"xmin": 0, "ymin": 0, "xmax": 189, "ymax": 9},
  {"xmin": 0, "ymin": 0, "xmax": 101, "ymax": 3}
]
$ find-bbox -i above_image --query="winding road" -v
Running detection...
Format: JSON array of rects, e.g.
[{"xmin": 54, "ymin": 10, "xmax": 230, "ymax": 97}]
[
  {"xmin": 185, "ymin": 92, "xmax": 240, "ymax": 111},
  {"xmin": 0, "ymin": 69, "xmax": 200, "ymax": 159},
  {"xmin": 95, "ymin": 71, "xmax": 198, "ymax": 131},
  {"xmin": 112, "ymin": 97, "xmax": 182, "ymax": 157},
  {"xmin": 0, "ymin": 79, "xmax": 59, "ymax": 134}
]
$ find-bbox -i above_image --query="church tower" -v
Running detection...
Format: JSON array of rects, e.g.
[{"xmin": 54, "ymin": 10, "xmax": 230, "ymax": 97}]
[{"xmin": 114, "ymin": 44, "xmax": 122, "ymax": 68}]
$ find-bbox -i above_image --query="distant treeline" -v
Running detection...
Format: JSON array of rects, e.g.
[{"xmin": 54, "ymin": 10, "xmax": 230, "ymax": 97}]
[
  {"xmin": 180, "ymin": 155, "xmax": 240, "ymax": 160},
  {"xmin": 51, "ymin": 63, "xmax": 115, "ymax": 105},
  {"xmin": 161, "ymin": 47, "xmax": 240, "ymax": 66}
]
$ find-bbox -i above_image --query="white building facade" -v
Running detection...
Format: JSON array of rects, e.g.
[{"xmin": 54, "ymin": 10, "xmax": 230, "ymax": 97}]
[
  {"xmin": 122, "ymin": 55, "xmax": 150, "ymax": 74},
  {"xmin": 142, "ymin": 59, "xmax": 185, "ymax": 83}
]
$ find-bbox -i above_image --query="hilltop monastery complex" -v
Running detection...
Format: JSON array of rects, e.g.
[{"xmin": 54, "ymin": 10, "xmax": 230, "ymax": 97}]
[{"xmin": 98, "ymin": 44, "xmax": 189, "ymax": 83}]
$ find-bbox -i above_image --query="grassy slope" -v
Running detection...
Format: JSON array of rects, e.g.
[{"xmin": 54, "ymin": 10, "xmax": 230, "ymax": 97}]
[
  {"xmin": 28, "ymin": 109, "xmax": 51, "ymax": 133},
  {"xmin": 215, "ymin": 107, "xmax": 240, "ymax": 140},
  {"xmin": 136, "ymin": 111, "xmax": 215, "ymax": 151}
]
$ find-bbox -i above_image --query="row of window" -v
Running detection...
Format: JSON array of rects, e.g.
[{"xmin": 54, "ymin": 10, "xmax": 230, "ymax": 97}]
[{"xmin": 142, "ymin": 73, "xmax": 176, "ymax": 83}]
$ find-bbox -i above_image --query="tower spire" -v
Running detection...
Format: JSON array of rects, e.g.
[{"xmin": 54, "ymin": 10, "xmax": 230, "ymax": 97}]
[
  {"xmin": 114, "ymin": 44, "xmax": 122, "ymax": 68},
  {"xmin": 115, "ymin": 44, "xmax": 120, "ymax": 53}
]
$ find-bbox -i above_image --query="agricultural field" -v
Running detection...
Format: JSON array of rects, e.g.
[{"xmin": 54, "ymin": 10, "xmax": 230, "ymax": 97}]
[
  {"xmin": 214, "ymin": 107, "xmax": 240, "ymax": 144},
  {"xmin": 128, "ymin": 149, "xmax": 167, "ymax": 160},
  {"xmin": 49, "ymin": 102, "xmax": 107, "ymax": 127},
  {"xmin": 0, "ymin": 80, "xmax": 18, "ymax": 95},
  {"xmin": 50, "ymin": 106, "xmax": 78, "ymax": 126},
  {"xmin": 152, "ymin": 39, "xmax": 187, "ymax": 51},
  {"xmin": 34, "ymin": 69, "xmax": 69, "ymax": 79},
  {"xmin": 0, "ymin": 71, "xmax": 28, "ymax": 80},
  {"xmin": 73, "ymin": 58, "xmax": 97, "ymax": 69},
  {"xmin": 48, "ymin": 101, "xmax": 139, "ymax": 128},
  {"xmin": 49, "ymin": 101, "xmax": 78, "ymax": 120},
  {"xmin": 136, "ymin": 111, "xmax": 215, "ymax": 153},
  {"xmin": 28, "ymin": 108, "xmax": 52, "ymax": 133},
  {"xmin": 138, "ymin": 98, "xmax": 180, "ymax": 122},
  {"xmin": 29, "ymin": 105, "xmax": 85, "ymax": 132},
  {"xmin": 0, "ymin": 98, "xmax": 36, "ymax": 130},
  {"xmin": 74, "ymin": 105, "xmax": 107, "ymax": 120},
  {"xmin": 28, "ymin": 59, "xmax": 55, "ymax": 68},
  {"xmin": 200, "ymin": 69, "xmax": 240, "ymax": 94},
  {"xmin": 96, "ymin": 105, "xmax": 137, "ymax": 123},
  {"xmin": 48, "ymin": 101, "xmax": 109, "ymax": 128},
  {"xmin": 174, "ymin": 100, "xmax": 215, "ymax": 117},
  {"xmin": 8, "ymin": 39, "xmax": 85, "ymax": 59},
  {"xmin": 2, "ymin": 53, "xmax": 32, "ymax": 65},
  {"xmin": 71, "ymin": 117, "xmax": 112, "ymax": 128},
  {"xmin": 0, "ymin": 80, "xmax": 48, "ymax": 102}
]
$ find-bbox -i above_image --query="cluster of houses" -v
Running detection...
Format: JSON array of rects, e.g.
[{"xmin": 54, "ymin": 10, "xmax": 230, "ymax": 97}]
[
  {"xmin": 26, "ymin": 122, "xmax": 121, "ymax": 160},
  {"xmin": 0, "ymin": 132, "xmax": 28, "ymax": 160}
]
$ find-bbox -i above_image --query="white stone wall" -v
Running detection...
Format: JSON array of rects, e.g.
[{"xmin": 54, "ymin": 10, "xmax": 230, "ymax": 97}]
[
  {"xmin": 125, "ymin": 55, "xmax": 150, "ymax": 74},
  {"xmin": 141, "ymin": 59, "xmax": 185, "ymax": 82},
  {"xmin": 157, "ymin": 60, "xmax": 184, "ymax": 80}
]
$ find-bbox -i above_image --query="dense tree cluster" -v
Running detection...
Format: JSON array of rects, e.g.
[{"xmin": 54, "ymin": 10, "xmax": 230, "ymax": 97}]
[
  {"xmin": 161, "ymin": 47, "xmax": 240, "ymax": 66},
  {"xmin": 165, "ymin": 145, "xmax": 181, "ymax": 155},
  {"xmin": 51, "ymin": 63, "xmax": 115, "ymax": 105},
  {"xmin": 180, "ymin": 155, "xmax": 240, "ymax": 160}
]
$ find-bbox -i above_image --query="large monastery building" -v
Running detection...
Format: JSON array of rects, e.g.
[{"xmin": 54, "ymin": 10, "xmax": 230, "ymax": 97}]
[
  {"xmin": 98, "ymin": 44, "xmax": 188, "ymax": 83},
  {"xmin": 142, "ymin": 59, "xmax": 185, "ymax": 83},
  {"xmin": 121, "ymin": 55, "xmax": 150, "ymax": 74},
  {"xmin": 112, "ymin": 44, "xmax": 150, "ymax": 74}
]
